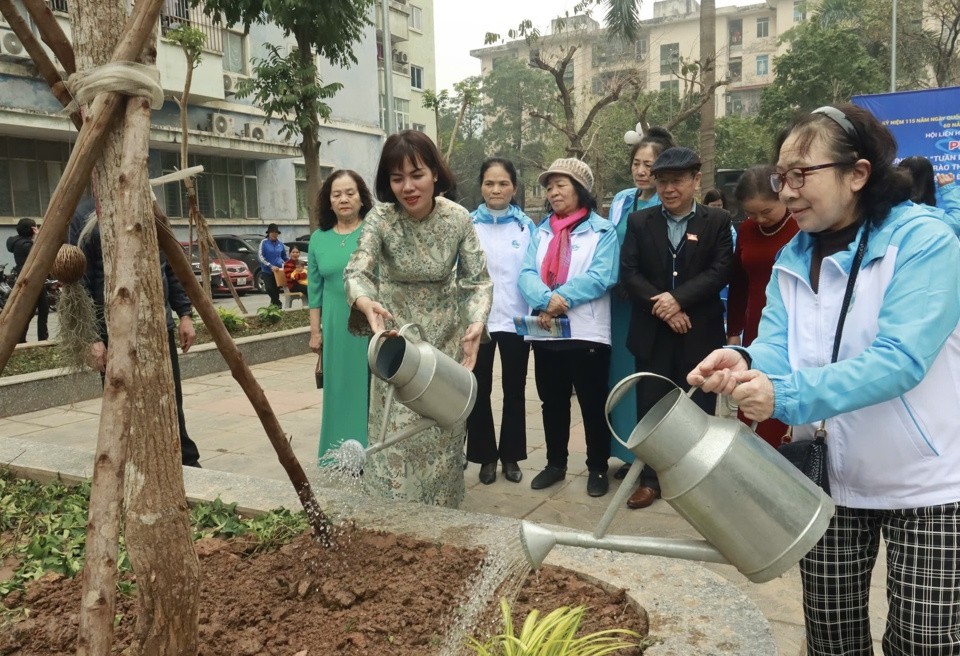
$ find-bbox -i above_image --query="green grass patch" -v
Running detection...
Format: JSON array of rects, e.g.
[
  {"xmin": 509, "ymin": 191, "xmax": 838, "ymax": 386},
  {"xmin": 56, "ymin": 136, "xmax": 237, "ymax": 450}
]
[
  {"xmin": 1, "ymin": 308, "xmax": 310, "ymax": 379},
  {"xmin": 0, "ymin": 469, "xmax": 309, "ymax": 606}
]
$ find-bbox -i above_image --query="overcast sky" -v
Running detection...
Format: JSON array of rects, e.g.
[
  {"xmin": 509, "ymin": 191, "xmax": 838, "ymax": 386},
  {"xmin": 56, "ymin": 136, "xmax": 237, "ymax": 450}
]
[{"xmin": 433, "ymin": 0, "xmax": 744, "ymax": 92}]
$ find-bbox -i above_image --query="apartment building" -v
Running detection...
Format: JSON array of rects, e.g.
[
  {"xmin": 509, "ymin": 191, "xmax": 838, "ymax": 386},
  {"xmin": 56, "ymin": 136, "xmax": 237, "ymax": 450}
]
[
  {"xmin": 376, "ymin": 0, "xmax": 437, "ymax": 139},
  {"xmin": 470, "ymin": 0, "xmax": 811, "ymax": 122},
  {"xmin": 0, "ymin": 0, "xmax": 384, "ymax": 256}
]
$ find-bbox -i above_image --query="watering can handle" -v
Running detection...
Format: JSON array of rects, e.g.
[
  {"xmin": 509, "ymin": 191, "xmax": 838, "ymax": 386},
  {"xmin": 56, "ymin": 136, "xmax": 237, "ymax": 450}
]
[
  {"xmin": 367, "ymin": 323, "xmax": 426, "ymax": 371},
  {"xmin": 605, "ymin": 372, "xmax": 697, "ymax": 449}
]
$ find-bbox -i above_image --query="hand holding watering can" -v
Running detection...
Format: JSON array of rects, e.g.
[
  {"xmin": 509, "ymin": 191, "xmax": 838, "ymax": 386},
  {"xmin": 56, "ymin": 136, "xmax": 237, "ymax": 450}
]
[{"xmin": 352, "ymin": 296, "xmax": 485, "ymax": 370}]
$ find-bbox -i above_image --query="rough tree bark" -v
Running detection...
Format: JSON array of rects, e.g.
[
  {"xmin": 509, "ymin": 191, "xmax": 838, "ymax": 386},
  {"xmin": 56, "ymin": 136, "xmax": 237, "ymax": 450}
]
[{"xmin": 72, "ymin": 0, "xmax": 200, "ymax": 653}]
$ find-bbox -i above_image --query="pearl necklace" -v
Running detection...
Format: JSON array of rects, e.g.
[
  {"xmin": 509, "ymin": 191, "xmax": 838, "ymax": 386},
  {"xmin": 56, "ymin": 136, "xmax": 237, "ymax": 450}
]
[{"xmin": 758, "ymin": 216, "xmax": 790, "ymax": 237}]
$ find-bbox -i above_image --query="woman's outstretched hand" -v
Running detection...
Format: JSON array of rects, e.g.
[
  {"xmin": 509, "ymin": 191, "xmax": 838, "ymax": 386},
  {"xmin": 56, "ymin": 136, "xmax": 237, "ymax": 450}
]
[
  {"xmin": 461, "ymin": 322, "xmax": 485, "ymax": 370},
  {"xmin": 687, "ymin": 348, "xmax": 749, "ymax": 395}
]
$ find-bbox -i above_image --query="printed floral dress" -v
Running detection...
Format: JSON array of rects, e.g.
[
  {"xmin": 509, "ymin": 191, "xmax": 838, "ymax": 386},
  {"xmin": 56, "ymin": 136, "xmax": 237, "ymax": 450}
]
[{"xmin": 344, "ymin": 196, "xmax": 492, "ymax": 508}]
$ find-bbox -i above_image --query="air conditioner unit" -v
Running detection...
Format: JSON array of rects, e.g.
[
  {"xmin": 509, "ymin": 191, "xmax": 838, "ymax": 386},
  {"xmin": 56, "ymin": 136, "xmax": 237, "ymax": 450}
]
[
  {"xmin": 209, "ymin": 113, "xmax": 234, "ymax": 136},
  {"xmin": 0, "ymin": 30, "xmax": 26, "ymax": 59},
  {"xmin": 243, "ymin": 122, "xmax": 265, "ymax": 140},
  {"xmin": 223, "ymin": 73, "xmax": 237, "ymax": 96},
  {"xmin": 400, "ymin": 52, "xmax": 408, "ymax": 64}
]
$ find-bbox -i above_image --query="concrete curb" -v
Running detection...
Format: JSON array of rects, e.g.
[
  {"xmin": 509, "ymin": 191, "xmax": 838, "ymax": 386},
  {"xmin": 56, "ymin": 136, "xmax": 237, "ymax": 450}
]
[
  {"xmin": 0, "ymin": 327, "xmax": 311, "ymax": 418},
  {"xmin": 0, "ymin": 437, "xmax": 776, "ymax": 656}
]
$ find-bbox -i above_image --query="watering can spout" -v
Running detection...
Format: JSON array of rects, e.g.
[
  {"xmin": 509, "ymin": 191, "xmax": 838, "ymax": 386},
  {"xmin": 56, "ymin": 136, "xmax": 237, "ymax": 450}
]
[{"xmin": 519, "ymin": 521, "xmax": 558, "ymax": 569}]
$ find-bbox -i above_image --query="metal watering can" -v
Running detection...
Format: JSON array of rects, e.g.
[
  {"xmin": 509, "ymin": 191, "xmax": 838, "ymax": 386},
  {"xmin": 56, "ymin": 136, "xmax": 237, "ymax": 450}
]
[
  {"xmin": 340, "ymin": 323, "xmax": 478, "ymax": 464},
  {"xmin": 520, "ymin": 373, "xmax": 835, "ymax": 584}
]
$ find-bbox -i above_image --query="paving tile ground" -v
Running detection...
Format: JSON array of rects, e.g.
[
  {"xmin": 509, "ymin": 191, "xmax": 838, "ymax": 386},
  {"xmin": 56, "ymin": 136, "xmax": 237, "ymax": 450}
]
[{"xmin": 1, "ymin": 350, "xmax": 889, "ymax": 655}]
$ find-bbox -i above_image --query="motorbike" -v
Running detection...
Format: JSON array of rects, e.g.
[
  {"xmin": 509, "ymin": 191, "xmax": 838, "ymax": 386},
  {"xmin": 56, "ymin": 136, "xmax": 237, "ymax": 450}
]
[{"xmin": 0, "ymin": 265, "xmax": 60, "ymax": 312}]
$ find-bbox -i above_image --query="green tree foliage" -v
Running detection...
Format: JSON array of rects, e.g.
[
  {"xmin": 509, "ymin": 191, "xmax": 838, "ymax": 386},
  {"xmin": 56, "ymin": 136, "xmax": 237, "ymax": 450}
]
[
  {"xmin": 758, "ymin": 20, "xmax": 886, "ymax": 133},
  {"xmin": 195, "ymin": 0, "xmax": 375, "ymax": 231},
  {"xmin": 715, "ymin": 115, "xmax": 775, "ymax": 169}
]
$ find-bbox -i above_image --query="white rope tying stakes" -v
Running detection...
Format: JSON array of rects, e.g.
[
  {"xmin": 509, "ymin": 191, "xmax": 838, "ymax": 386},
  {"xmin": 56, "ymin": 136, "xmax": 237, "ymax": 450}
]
[{"xmin": 65, "ymin": 61, "xmax": 165, "ymax": 112}]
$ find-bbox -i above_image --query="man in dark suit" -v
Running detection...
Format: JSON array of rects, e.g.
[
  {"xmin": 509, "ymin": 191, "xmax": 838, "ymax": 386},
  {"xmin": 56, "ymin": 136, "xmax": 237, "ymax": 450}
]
[{"xmin": 619, "ymin": 147, "xmax": 732, "ymax": 509}]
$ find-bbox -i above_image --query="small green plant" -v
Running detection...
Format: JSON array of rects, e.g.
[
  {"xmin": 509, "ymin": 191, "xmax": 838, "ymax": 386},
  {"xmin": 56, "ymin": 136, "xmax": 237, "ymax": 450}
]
[
  {"xmin": 256, "ymin": 304, "xmax": 284, "ymax": 324},
  {"xmin": 216, "ymin": 306, "xmax": 248, "ymax": 333},
  {"xmin": 466, "ymin": 598, "xmax": 642, "ymax": 656}
]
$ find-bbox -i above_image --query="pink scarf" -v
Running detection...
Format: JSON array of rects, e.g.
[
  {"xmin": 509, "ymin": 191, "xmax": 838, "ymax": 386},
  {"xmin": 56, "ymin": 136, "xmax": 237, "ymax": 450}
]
[{"xmin": 541, "ymin": 208, "xmax": 589, "ymax": 289}]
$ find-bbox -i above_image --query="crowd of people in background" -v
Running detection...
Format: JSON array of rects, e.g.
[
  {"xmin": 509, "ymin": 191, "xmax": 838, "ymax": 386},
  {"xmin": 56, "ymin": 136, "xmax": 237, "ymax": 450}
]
[{"xmin": 5, "ymin": 100, "xmax": 959, "ymax": 655}]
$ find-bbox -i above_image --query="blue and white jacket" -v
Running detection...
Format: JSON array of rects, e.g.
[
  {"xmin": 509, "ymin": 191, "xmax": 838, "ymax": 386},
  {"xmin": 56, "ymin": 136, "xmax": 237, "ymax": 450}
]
[
  {"xmin": 518, "ymin": 211, "xmax": 619, "ymax": 345},
  {"xmin": 934, "ymin": 180, "xmax": 960, "ymax": 236},
  {"xmin": 608, "ymin": 188, "xmax": 659, "ymax": 228},
  {"xmin": 471, "ymin": 204, "xmax": 536, "ymax": 334},
  {"xmin": 258, "ymin": 237, "xmax": 287, "ymax": 274},
  {"xmin": 746, "ymin": 201, "xmax": 960, "ymax": 509}
]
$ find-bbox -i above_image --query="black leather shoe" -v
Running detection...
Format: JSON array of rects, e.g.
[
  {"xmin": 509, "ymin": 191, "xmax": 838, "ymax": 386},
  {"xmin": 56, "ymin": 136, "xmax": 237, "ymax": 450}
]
[
  {"xmin": 613, "ymin": 463, "xmax": 631, "ymax": 480},
  {"xmin": 530, "ymin": 465, "xmax": 566, "ymax": 490},
  {"xmin": 479, "ymin": 462, "xmax": 497, "ymax": 485},
  {"xmin": 587, "ymin": 471, "xmax": 609, "ymax": 497},
  {"xmin": 502, "ymin": 461, "xmax": 522, "ymax": 483}
]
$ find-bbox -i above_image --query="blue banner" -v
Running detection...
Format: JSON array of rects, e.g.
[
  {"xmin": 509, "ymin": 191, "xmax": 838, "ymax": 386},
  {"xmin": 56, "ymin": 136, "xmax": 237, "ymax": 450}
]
[{"xmin": 852, "ymin": 87, "xmax": 960, "ymax": 176}]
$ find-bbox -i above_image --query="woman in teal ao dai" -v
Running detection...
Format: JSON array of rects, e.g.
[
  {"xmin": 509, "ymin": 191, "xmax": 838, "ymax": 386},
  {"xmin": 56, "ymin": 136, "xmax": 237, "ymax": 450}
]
[
  {"xmin": 608, "ymin": 127, "xmax": 675, "ymax": 492},
  {"xmin": 344, "ymin": 131, "xmax": 492, "ymax": 508},
  {"xmin": 308, "ymin": 170, "xmax": 375, "ymax": 461}
]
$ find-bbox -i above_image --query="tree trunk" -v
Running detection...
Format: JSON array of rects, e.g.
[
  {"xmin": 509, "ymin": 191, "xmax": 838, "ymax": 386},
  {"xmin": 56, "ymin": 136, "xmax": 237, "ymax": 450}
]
[
  {"xmin": 296, "ymin": 34, "xmax": 322, "ymax": 233},
  {"xmin": 73, "ymin": 1, "xmax": 200, "ymax": 654},
  {"xmin": 699, "ymin": 0, "xmax": 717, "ymax": 192}
]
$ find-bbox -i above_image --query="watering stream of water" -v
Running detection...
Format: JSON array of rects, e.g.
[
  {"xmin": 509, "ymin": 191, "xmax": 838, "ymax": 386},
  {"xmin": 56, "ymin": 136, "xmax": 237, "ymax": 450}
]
[{"xmin": 315, "ymin": 442, "xmax": 536, "ymax": 654}]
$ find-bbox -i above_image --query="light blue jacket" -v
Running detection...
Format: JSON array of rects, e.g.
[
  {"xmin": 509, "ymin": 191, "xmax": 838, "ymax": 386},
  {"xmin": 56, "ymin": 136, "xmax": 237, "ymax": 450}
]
[
  {"xmin": 745, "ymin": 201, "xmax": 960, "ymax": 508},
  {"xmin": 934, "ymin": 180, "xmax": 960, "ymax": 236},
  {"xmin": 518, "ymin": 211, "xmax": 619, "ymax": 344},
  {"xmin": 608, "ymin": 188, "xmax": 659, "ymax": 228},
  {"xmin": 471, "ymin": 204, "xmax": 536, "ymax": 333}
]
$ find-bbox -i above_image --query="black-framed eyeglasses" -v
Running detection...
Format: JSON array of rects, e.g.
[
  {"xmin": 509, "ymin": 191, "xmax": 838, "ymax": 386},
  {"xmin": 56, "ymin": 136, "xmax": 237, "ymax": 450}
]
[{"xmin": 769, "ymin": 162, "xmax": 852, "ymax": 193}]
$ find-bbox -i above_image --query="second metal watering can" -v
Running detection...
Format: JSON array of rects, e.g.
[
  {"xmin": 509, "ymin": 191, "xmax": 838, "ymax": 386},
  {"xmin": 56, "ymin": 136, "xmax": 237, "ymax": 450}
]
[
  {"xmin": 520, "ymin": 372, "xmax": 835, "ymax": 584},
  {"xmin": 345, "ymin": 323, "xmax": 478, "ymax": 461}
]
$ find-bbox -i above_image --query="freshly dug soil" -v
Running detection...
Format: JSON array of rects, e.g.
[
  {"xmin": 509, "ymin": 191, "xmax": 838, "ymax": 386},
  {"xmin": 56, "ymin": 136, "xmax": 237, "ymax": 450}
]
[{"xmin": 1, "ymin": 525, "xmax": 649, "ymax": 655}]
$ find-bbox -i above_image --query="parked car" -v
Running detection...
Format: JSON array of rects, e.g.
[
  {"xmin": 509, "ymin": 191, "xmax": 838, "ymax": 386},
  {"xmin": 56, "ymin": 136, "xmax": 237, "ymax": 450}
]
[
  {"xmin": 180, "ymin": 243, "xmax": 253, "ymax": 296},
  {"xmin": 211, "ymin": 233, "xmax": 270, "ymax": 293}
]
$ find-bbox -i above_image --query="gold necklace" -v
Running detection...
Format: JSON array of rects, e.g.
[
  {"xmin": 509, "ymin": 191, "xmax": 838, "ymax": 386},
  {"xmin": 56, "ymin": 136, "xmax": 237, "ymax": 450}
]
[
  {"xmin": 758, "ymin": 216, "xmax": 790, "ymax": 237},
  {"xmin": 335, "ymin": 221, "xmax": 360, "ymax": 246}
]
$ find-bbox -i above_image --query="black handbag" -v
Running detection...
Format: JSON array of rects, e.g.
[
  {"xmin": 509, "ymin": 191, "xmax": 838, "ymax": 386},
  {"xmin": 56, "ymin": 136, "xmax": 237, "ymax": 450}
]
[
  {"xmin": 314, "ymin": 351, "xmax": 323, "ymax": 389},
  {"xmin": 778, "ymin": 429, "xmax": 830, "ymax": 494},
  {"xmin": 776, "ymin": 226, "xmax": 869, "ymax": 494}
]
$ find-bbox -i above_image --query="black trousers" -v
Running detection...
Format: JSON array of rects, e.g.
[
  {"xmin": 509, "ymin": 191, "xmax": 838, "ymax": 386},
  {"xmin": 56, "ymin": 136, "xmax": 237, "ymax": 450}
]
[
  {"xmin": 291, "ymin": 282, "xmax": 308, "ymax": 302},
  {"xmin": 533, "ymin": 343, "xmax": 611, "ymax": 473},
  {"xmin": 18, "ymin": 289, "xmax": 49, "ymax": 343},
  {"xmin": 634, "ymin": 330, "xmax": 715, "ymax": 492},
  {"xmin": 263, "ymin": 269, "xmax": 281, "ymax": 307},
  {"xmin": 99, "ymin": 328, "xmax": 200, "ymax": 466},
  {"xmin": 168, "ymin": 328, "xmax": 201, "ymax": 467},
  {"xmin": 466, "ymin": 331, "xmax": 529, "ymax": 464}
]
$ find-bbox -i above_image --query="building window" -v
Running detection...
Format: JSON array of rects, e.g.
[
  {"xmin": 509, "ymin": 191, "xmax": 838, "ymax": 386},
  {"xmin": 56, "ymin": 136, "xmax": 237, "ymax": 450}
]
[
  {"xmin": 593, "ymin": 38, "xmax": 649, "ymax": 68},
  {"xmin": 729, "ymin": 19, "xmax": 742, "ymax": 46},
  {"xmin": 756, "ymin": 55, "xmax": 769, "ymax": 77},
  {"xmin": 223, "ymin": 30, "xmax": 246, "ymax": 74},
  {"xmin": 659, "ymin": 79, "xmax": 680, "ymax": 95},
  {"xmin": 660, "ymin": 43, "xmax": 679, "ymax": 75},
  {"xmin": 412, "ymin": 123, "xmax": 426, "ymax": 132},
  {"xmin": 756, "ymin": 17, "xmax": 770, "ymax": 38},
  {"xmin": 410, "ymin": 65, "xmax": 424, "ymax": 90},
  {"xmin": 47, "ymin": 0, "xmax": 69, "ymax": 12},
  {"xmin": 729, "ymin": 57, "xmax": 742, "ymax": 81},
  {"xmin": 794, "ymin": 1, "xmax": 807, "ymax": 22},
  {"xmin": 378, "ymin": 96, "xmax": 411, "ymax": 131},
  {"xmin": 409, "ymin": 5, "xmax": 423, "ymax": 31},
  {"xmin": 160, "ymin": 151, "xmax": 259, "ymax": 220},
  {"xmin": 636, "ymin": 38, "xmax": 648, "ymax": 61},
  {"xmin": 726, "ymin": 95, "xmax": 745, "ymax": 116},
  {"xmin": 0, "ymin": 137, "xmax": 70, "ymax": 217},
  {"xmin": 395, "ymin": 98, "xmax": 410, "ymax": 131},
  {"xmin": 295, "ymin": 164, "xmax": 333, "ymax": 220}
]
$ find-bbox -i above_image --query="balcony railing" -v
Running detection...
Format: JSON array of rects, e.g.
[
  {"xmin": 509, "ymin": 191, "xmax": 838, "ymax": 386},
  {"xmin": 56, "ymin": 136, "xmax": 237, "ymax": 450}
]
[{"xmin": 37, "ymin": 0, "xmax": 222, "ymax": 53}]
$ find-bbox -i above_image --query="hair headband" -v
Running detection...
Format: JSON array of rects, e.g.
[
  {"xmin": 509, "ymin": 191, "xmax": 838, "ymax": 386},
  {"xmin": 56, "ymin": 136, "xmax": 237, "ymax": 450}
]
[{"xmin": 812, "ymin": 106, "xmax": 861, "ymax": 152}]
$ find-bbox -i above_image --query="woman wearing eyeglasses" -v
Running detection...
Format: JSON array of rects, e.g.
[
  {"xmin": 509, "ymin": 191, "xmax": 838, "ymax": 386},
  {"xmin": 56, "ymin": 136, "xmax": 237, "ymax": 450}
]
[
  {"xmin": 689, "ymin": 104, "xmax": 960, "ymax": 654},
  {"xmin": 724, "ymin": 165, "xmax": 798, "ymax": 447}
]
